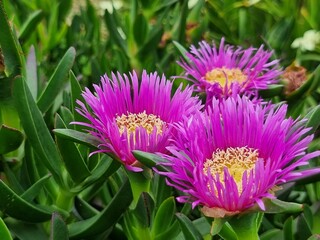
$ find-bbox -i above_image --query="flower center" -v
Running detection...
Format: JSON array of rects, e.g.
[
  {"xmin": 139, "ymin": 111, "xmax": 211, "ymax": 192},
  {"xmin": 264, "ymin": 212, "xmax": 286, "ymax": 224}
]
[
  {"xmin": 205, "ymin": 67, "xmax": 247, "ymax": 87},
  {"xmin": 116, "ymin": 111, "xmax": 165, "ymax": 136},
  {"xmin": 203, "ymin": 147, "xmax": 259, "ymax": 193}
]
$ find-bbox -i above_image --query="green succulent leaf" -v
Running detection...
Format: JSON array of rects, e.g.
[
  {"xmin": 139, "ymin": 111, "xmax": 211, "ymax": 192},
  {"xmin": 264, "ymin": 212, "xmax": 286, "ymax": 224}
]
[
  {"xmin": 37, "ymin": 47, "xmax": 76, "ymax": 113},
  {"xmin": 68, "ymin": 177, "xmax": 133, "ymax": 238},
  {"xmin": 50, "ymin": 212, "xmax": 69, "ymax": 240},
  {"xmin": 0, "ymin": 217, "xmax": 12, "ymax": 240},
  {"xmin": 176, "ymin": 213, "xmax": 203, "ymax": 240},
  {"xmin": 19, "ymin": 10, "xmax": 44, "ymax": 42},
  {"xmin": 53, "ymin": 128, "xmax": 101, "ymax": 149},
  {"xmin": 0, "ymin": 180, "xmax": 52, "ymax": 222},
  {"xmin": 55, "ymin": 114, "xmax": 90, "ymax": 184},
  {"xmin": 0, "ymin": 124, "xmax": 24, "ymax": 154},
  {"xmin": 13, "ymin": 76, "xmax": 64, "ymax": 186},
  {"xmin": 151, "ymin": 196, "xmax": 176, "ymax": 238},
  {"xmin": 132, "ymin": 150, "xmax": 170, "ymax": 172}
]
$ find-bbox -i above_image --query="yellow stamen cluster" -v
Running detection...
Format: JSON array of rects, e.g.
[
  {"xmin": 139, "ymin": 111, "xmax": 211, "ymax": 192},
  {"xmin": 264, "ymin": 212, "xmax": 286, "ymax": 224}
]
[
  {"xmin": 205, "ymin": 67, "xmax": 247, "ymax": 87},
  {"xmin": 116, "ymin": 111, "xmax": 165, "ymax": 136},
  {"xmin": 203, "ymin": 147, "xmax": 259, "ymax": 193}
]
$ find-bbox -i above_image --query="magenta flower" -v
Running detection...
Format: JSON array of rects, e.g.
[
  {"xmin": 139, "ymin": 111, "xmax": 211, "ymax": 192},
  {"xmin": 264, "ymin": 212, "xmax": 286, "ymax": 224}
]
[
  {"xmin": 74, "ymin": 70, "xmax": 202, "ymax": 172},
  {"xmin": 157, "ymin": 97, "xmax": 320, "ymax": 217},
  {"xmin": 178, "ymin": 38, "xmax": 281, "ymax": 102}
]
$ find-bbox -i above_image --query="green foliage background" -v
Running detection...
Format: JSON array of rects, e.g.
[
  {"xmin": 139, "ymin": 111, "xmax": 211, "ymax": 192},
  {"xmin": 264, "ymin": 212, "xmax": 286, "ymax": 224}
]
[{"xmin": 0, "ymin": 0, "xmax": 320, "ymax": 239}]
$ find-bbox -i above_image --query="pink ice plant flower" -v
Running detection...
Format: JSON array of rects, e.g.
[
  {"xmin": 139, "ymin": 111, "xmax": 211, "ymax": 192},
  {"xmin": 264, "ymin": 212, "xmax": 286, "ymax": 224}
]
[
  {"xmin": 74, "ymin": 70, "xmax": 202, "ymax": 172},
  {"xmin": 156, "ymin": 97, "xmax": 320, "ymax": 217},
  {"xmin": 178, "ymin": 38, "xmax": 281, "ymax": 102}
]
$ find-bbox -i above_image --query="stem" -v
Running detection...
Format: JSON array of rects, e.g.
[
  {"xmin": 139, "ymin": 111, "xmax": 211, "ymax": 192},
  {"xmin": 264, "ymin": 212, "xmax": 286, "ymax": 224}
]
[
  {"xmin": 228, "ymin": 213, "xmax": 261, "ymax": 240},
  {"xmin": 55, "ymin": 188, "xmax": 74, "ymax": 212}
]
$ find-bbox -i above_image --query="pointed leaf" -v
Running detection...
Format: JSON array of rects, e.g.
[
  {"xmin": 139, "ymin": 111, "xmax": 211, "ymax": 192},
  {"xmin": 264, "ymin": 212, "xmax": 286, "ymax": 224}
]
[
  {"xmin": 173, "ymin": 40, "xmax": 189, "ymax": 62},
  {"xmin": 152, "ymin": 197, "xmax": 176, "ymax": 238},
  {"xmin": 132, "ymin": 150, "xmax": 170, "ymax": 172},
  {"xmin": 0, "ymin": 124, "xmax": 24, "ymax": 154},
  {"xmin": 25, "ymin": 46, "xmax": 38, "ymax": 99},
  {"xmin": 37, "ymin": 47, "xmax": 76, "ymax": 113},
  {"xmin": 50, "ymin": 212, "xmax": 68, "ymax": 240},
  {"xmin": 68, "ymin": 177, "xmax": 133, "ymax": 238},
  {"xmin": 55, "ymin": 114, "xmax": 90, "ymax": 184},
  {"xmin": 19, "ymin": 10, "xmax": 44, "ymax": 42},
  {"xmin": 176, "ymin": 213, "xmax": 203, "ymax": 240},
  {"xmin": 13, "ymin": 76, "xmax": 64, "ymax": 186},
  {"xmin": 0, "ymin": 180, "xmax": 52, "ymax": 222},
  {"xmin": 20, "ymin": 174, "xmax": 52, "ymax": 202},
  {"xmin": 53, "ymin": 128, "xmax": 101, "ymax": 149},
  {"xmin": 0, "ymin": 218, "xmax": 12, "ymax": 240}
]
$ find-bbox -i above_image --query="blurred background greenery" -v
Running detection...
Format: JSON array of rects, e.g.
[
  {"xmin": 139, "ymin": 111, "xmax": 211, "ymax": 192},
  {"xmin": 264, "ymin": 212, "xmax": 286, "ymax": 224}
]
[{"xmin": 0, "ymin": 0, "xmax": 320, "ymax": 239}]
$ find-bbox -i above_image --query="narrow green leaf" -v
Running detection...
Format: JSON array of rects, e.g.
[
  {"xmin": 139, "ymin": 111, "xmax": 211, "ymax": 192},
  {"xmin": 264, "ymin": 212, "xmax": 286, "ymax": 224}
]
[
  {"xmin": 0, "ymin": 180, "xmax": 52, "ymax": 222},
  {"xmin": 37, "ymin": 47, "xmax": 76, "ymax": 113},
  {"xmin": 0, "ymin": 124, "xmax": 24, "ymax": 154},
  {"xmin": 68, "ymin": 177, "xmax": 133, "ymax": 238},
  {"xmin": 173, "ymin": 40, "xmax": 189, "ymax": 63},
  {"xmin": 70, "ymin": 70, "xmax": 87, "ymax": 129},
  {"xmin": 19, "ymin": 10, "xmax": 44, "ymax": 42},
  {"xmin": 25, "ymin": 45, "xmax": 38, "ymax": 99},
  {"xmin": 0, "ymin": 217, "xmax": 12, "ymax": 240},
  {"xmin": 53, "ymin": 128, "xmax": 101, "ymax": 149},
  {"xmin": 259, "ymin": 84, "xmax": 284, "ymax": 98},
  {"xmin": 104, "ymin": 10, "xmax": 128, "ymax": 55},
  {"xmin": 283, "ymin": 216, "xmax": 294, "ymax": 240},
  {"xmin": 71, "ymin": 155, "xmax": 120, "ymax": 193},
  {"xmin": 20, "ymin": 174, "xmax": 51, "ymax": 202},
  {"xmin": 13, "ymin": 76, "xmax": 64, "ymax": 186},
  {"xmin": 260, "ymin": 229, "xmax": 283, "ymax": 240},
  {"xmin": 5, "ymin": 218, "xmax": 48, "ymax": 240},
  {"xmin": 74, "ymin": 197, "xmax": 99, "ymax": 219},
  {"xmin": 176, "ymin": 213, "xmax": 203, "ymax": 240},
  {"xmin": 133, "ymin": 192, "xmax": 154, "ymax": 228},
  {"xmin": 133, "ymin": 13, "xmax": 148, "ymax": 45},
  {"xmin": 0, "ymin": 0, "xmax": 23, "ymax": 76},
  {"xmin": 132, "ymin": 150, "xmax": 170, "ymax": 172},
  {"xmin": 55, "ymin": 114, "xmax": 91, "ymax": 184},
  {"xmin": 152, "ymin": 197, "xmax": 176, "ymax": 238},
  {"xmin": 249, "ymin": 198, "xmax": 303, "ymax": 214},
  {"xmin": 50, "ymin": 212, "xmax": 69, "ymax": 240},
  {"xmin": 303, "ymin": 105, "xmax": 320, "ymax": 137}
]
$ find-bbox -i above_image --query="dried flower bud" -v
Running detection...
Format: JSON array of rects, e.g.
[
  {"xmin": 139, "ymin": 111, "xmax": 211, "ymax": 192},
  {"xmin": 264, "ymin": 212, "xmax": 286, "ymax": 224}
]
[{"xmin": 282, "ymin": 64, "xmax": 307, "ymax": 94}]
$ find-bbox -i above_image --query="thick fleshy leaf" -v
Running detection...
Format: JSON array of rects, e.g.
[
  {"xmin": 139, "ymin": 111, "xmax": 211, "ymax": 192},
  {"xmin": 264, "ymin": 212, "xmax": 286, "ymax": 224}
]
[
  {"xmin": 176, "ymin": 213, "xmax": 203, "ymax": 240},
  {"xmin": 173, "ymin": 40, "xmax": 189, "ymax": 62},
  {"xmin": 0, "ymin": 0, "xmax": 23, "ymax": 76},
  {"xmin": 68, "ymin": 177, "xmax": 133, "ymax": 238},
  {"xmin": 0, "ymin": 124, "xmax": 24, "ymax": 154},
  {"xmin": 151, "ymin": 196, "xmax": 176, "ymax": 238},
  {"xmin": 0, "ymin": 180, "xmax": 52, "ymax": 222},
  {"xmin": 259, "ymin": 84, "xmax": 284, "ymax": 98},
  {"xmin": 303, "ymin": 105, "xmax": 320, "ymax": 137},
  {"xmin": 20, "ymin": 174, "xmax": 52, "ymax": 202},
  {"xmin": 71, "ymin": 155, "xmax": 120, "ymax": 193},
  {"xmin": 50, "ymin": 212, "xmax": 68, "ymax": 240},
  {"xmin": 133, "ymin": 192, "xmax": 154, "ymax": 228},
  {"xmin": 18, "ymin": 10, "xmax": 44, "ymax": 42},
  {"xmin": 25, "ymin": 45, "xmax": 38, "ymax": 99},
  {"xmin": 249, "ymin": 198, "xmax": 303, "ymax": 214},
  {"xmin": 133, "ymin": 13, "xmax": 148, "ymax": 45},
  {"xmin": 55, "ymin": 114, "xmax": 90, "ymax": 184},
  {"xmin": 283, "ymin": 216, "xmax": 294, "ymax": 240},
  {"xmin": 53, "ymin": 128, "xmax": 101, "ymax": 149},
  {"xmin": 132, "ymin": 150, "xmax": 170, "ymax": 172},
  {"xmin": 0, "ymin": 218, "xmax": 12, "ymax": 240},
  {"xmin": 37, "ymin": 47, "xmax": 76, "ymax": 113},
  {"xmin": 13, "ymin": 76, "xmax": 64, "ymax": 186}
]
